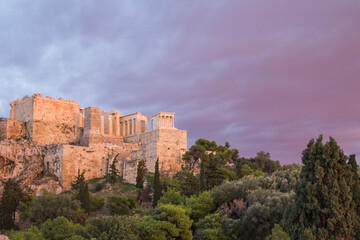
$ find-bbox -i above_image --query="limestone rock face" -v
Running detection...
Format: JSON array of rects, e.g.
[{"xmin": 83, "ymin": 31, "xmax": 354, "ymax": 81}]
[{"xmin": 0, "ymin": 139, "xmax": 62, "ymax": 195}]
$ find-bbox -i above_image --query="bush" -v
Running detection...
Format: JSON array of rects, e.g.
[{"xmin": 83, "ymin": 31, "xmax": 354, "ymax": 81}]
[
  {"xmin": 94, "ymin": 183, "xmax": 104, "ymax": 192},
  {"xmin": 28, "ymin": 191, "xmax": 82, "ymax": 225},
  {"xmin": 194, "ymin": 213, "xmax": 227, "ymax": 240},
  {"xmin": 89, "ymin": 194, "xmax": 105, "ymax": 212},
  {"xmin": 106, "ymin": 194, "xmax": 132, "ymax": 215},
  {"xmin": 158, "ymin": 188, "xmax": 185, "ymax": 205},
  {"xmin": 40, "ymin": 216, "xmax": 89, "ymax": 240},
  {"xmin": 185, "ymin": 191, "xmax": 215, "ymax": 222},
  {"xmin": 139, "ymin": 204, "xmax": 193, "ymax": 240},
  {"xmin": 7, "ymin": 226, "xmax": 45, "ymax": 240},
  {"xmin": 86, "ymin": 215, "xmax": 141, "ymax": 240},
  {"xmin": 211, "ymin": 176, "xmax": 259, "ymax": 208}
]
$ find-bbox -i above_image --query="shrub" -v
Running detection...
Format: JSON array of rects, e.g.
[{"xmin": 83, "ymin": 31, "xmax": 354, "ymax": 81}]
[
  {"xmin": 86, "ymin": 215, "xmax": 141, "ymax": 240},
  {"xmin": 94, "ymin": 183, "xmax": 104, "ymax": 192},
  {"xmin": 194, "ymin": 213, "xmax": 227, "ymax": 240},
  {"xmin": 158, "ymin": 188, "xmax": 185, "ymax": 205},
  {"xmin": 89, "ymin": 194, "xmax": 105, "ymax": 212},
  {"xmin": 106, "ymin": 194, "xmax": 131, "ymax": 215},
  {"xmin": 40, "ymin": 216, "xmax": 89, "ymax": 240},
  {"xmin": 139, "ymin": 204, "xmax": 193, "ymax": 240},
  {"xmin": 28, "ymin": 191, "xmax": 82, "ymax": 225},
  {"xmin": 6, "ymin": 226, "xmax": 45, "ymax": 240},
  {"xmin": 185, "ymin": 191, "xmax": 215, "ymax": 222}
]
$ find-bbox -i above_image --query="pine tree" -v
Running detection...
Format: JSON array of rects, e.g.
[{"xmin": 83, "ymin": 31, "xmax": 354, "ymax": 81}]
[
  {"xmin": 71, "ymin": 169, "xmax": 85, "ymax": 190},
  {"xmin": 153, "ymin": 158, "xmax": 162, "ymax": 207},
  {"xmin": 107, "ymin": 155, "xmax": 120, "ymax": 184},
  {"xmin": 136, "ymin": 160, "xmax": 147, "ymax": 189},
  {"xmin": 0, "ymin": 178, "xmax": 24, "ymax": 230},
  {"xmin": 285, "ymin": 135, "xmax": 356, "ymax": 240}
]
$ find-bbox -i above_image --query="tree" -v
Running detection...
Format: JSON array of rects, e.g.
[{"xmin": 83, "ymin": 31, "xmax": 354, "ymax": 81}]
[
  {"xmin": 349, "ymin": 154, "xmax": 360, "ymax": 237},
  {"xmin": 28, "ymin": 191, "xmax": 81, "ymax": 225},
  {"xmin": 153, "ymin": 158, "xmax": 161, "ymax": 207},
  {"xmin": 0, "ymin": 178, "xmax": 25, "ymax": 230},
  {"xmin": 285, "ymin": 136, "xmax": 356, "ymax": 239},
  {"xmin": 79, "ymin": 183, "xmax": 90, "ymax": 215},
  {"xmin": 174, "ymin": 165, "xmax": 200, "ymax": 197},
  {"xmin": 185, "ymin": 191, "xmax": 215, "ymax": 222},
  {"xmin": 136, "ymin": 160, "xmax": 147, "ymax": 189},
  {"xmin": 71, "ymin": 169, "xmax": 85, "ymax": 190},
  {"xmin": 107, "ymin": 155, "xmax": 120, "ymax": 184},
  {"xmin": 265, "ymin": 224, "xmax": 290, "ymax": 240},
  {"xmin": 194, "ymin": 213, "xmax": 227, "ymax": 240},
  {"xmin": 139, "ymin": 204, "xmax": 193, "ymax": 240}
]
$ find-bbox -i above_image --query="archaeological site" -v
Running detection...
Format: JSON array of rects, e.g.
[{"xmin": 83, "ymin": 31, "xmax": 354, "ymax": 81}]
[{"xmin": 0, "ymin": 93, "xmax": 187, "ymax": 193}]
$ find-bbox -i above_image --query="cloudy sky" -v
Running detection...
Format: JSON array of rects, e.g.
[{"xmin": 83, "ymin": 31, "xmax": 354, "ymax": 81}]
[{"xmin": 0, "ymin": 1, "xmax": 359, "ymax": 164}]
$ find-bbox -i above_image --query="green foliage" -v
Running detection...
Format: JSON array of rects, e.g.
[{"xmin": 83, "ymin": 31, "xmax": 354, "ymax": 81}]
[
  {"xmin": 265, "ymin": 224, "xmax": 290, "ymax": 240},
  {"xmin": 136, "ymin": 160, "xmax": 147, "ymax": 189},
  {"xmin": 240, "ymin": 189, "xmax": 294, "ymax": 240},
  {"xmin": 153, "ymin": 158, "xmax": 162, "ymax": 207},
  {"xmin": 285, "ymin": 136, "xmax": 357, "ymax": 240},
  {"xmin": 174, "ymin": 166, "xmax": 200, "ymax": 197},
  {"xmin": 86, "ymin": 215, "xmax": 141, "ymax": 240},
  {"xmin": 184, "ymin": 191, "xmax": 215, "ymax": 222},
  {"xmin": 107, "ymin": 155, "xmax": 121, "ymax": 184},
  {"xmin": 158, "ymin": 188, "xmax": 185, "ymax": 205},
  {"xmin": 89, "ymin": 194, "xmax": 105, "ymax": 212},
  {"xmin": 139, "ymin": 204, "xmax": 193, "ymax": 240},
  {"xmin": 71, "ymin": 169, "xmax": 85, "ymax": 191},
  {"xmin": 94, "ymin": 182, "xmax": 104, "ymax": 192},
  {"xmin": 0, "ymin": 178, "xmax": 25, "ymax": 230},
  {"xmin": 194, "ymin": 213, "xmax": 227, "ymax": 240},
  {"xmin": 349, "ymin": 154, "xmax": 360, "ymax": 238},
  {"xmin": 79, "ymin": 183, "xmax": 90, "ymax": 215},
  {"xmin": 7, "ymin": 226, "xmax": 45, "ymax": 240},
  {"xmin": 212, "ymin": 176, "xmax": 259, "ymax": 208},
  {"xmin": 106, "ymin": 194, "xmax": 133, "ymax": 215},
  {"xmin": 28, "ymin": 191, "xmax": 81, "ymax": 225},
  {"xmin": 40, "ymin": 216, "xmax": 88, "ymax": 240}
]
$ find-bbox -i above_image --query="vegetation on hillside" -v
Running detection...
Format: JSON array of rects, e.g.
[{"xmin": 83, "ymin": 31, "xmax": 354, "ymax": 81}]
[{"xmin": 1, "ymin": 136, "xmax": 359, "ymax": 240}]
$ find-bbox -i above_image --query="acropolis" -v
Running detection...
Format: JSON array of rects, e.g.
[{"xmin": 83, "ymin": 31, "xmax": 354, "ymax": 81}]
[{"xmin": 0, "ymin": 93, "xmax": 187, "ymax": 189}]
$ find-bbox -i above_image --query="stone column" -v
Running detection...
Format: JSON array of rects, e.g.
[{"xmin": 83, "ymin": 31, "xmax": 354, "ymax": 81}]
[
  {"xmin": 115, "ymin": 114, "xmax": 120, "ymax": 136},
  {"xmin": 108, "ymin": 116, "xmax": 113, "ymax": 135},
  {"xmin": 100, "ymin": 116, "xmax": 104, "ymax": 134}
]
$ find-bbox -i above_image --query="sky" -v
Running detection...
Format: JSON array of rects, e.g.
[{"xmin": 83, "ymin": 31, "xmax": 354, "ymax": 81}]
[{"xmin": 0, "ymin": 1, "xmax": 360, "ymax": 164}]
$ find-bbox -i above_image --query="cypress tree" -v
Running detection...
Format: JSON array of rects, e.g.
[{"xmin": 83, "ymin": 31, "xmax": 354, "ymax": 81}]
[
  {"xmin": 136, "ymin": 160, "xmax": 147, "ymax": 189},
  {"xmin": 0, "ymin": 178, "xmax": 24, "ymax": 230},
  {"xmin": 153, "ymin": 158, "xmax": 161, "ymax": 207},
  {"xmin": 80, "ymin": 183, "xmax": 91, "ymax": 215},
  {"xmin": 349, "ymin": 154, "xmax": 360, "ymax": 237},
  {"xmin": 285, "ymin": 135, "xmax": 356, "ymax": 240}
]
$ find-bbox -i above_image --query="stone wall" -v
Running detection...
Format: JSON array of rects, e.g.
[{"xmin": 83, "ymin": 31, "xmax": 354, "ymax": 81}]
[
  {"xmin": 0, "ymin": 118, "xmax": 26, "ymax": 141},
  {"xmin": 44, "ymin": 142, "xmax": 141, "ymax": 189},
  {"xmin": 130, "ymin": 129, "xmax": 187, "ymax": 175},
  {"xmin": 11, "ymin": 95, "xmax": 34, "ymax": 122}
]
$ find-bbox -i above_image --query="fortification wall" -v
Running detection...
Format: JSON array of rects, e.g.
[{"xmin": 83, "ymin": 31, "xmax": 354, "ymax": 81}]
[
  {"xmin": 0, "ymin": 118, "xmax": 26, "ymax": 141},
  {"xmin": 32, "ymin": 95, "xmax": 80, "ymax": 125},
  {"xmin": 11, "ymin": 96, "xmax": 33, "ymax": 123},
  {"xmin": 44, "ymin": 142, "xmax": 141, "ymax": 189}
]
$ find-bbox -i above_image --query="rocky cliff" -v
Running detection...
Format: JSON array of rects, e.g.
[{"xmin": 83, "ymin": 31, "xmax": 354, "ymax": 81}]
[{"xmin": 0, "ymin": 139, "xmax": 62, "ymax": 195}]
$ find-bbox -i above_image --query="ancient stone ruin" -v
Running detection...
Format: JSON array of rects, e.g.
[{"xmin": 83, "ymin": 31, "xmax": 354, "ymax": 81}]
[{"xmin": 0, "ymin": 93, "xmax": 187, "ymax": 191}]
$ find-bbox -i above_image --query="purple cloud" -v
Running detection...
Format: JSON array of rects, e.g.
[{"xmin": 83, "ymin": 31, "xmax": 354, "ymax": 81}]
[{"xmin": 0, "ymin": 1, "xmax": 359, "ymax": 164}]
